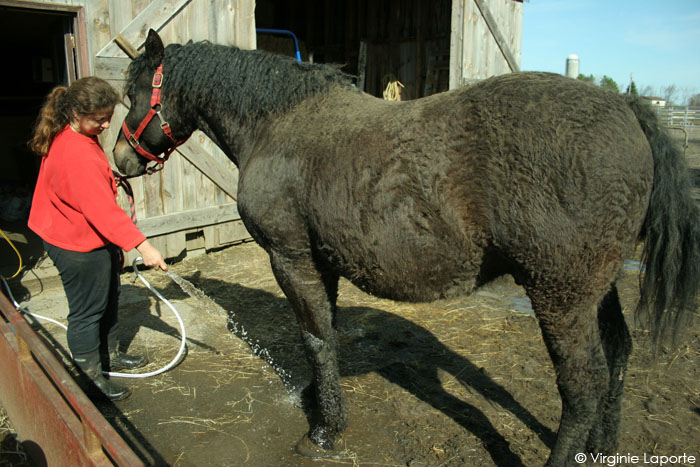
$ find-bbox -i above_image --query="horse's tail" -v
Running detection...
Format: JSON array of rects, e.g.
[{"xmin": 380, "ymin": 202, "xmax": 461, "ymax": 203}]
[{"xmin": 629, "ymin": 96, "xmax": 700, "ymax": 347}]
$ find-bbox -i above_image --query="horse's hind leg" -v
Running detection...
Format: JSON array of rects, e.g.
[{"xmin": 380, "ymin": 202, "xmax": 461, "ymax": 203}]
[
  {"xmin": 268, "ymin": 251, "xmax": 346, "ymax": 456},
  {"xmin": 586, "ymin": 283, "xmax": 632, "ymax": 454},
  {"xmin": 528, "ymin": 284, "xmax": 610, "ymax": 467}
]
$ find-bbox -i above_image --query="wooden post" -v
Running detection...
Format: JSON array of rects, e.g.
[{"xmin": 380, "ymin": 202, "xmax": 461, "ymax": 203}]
[
  {"xmin": 358, "ymin": 41, "xmax": 368, "ymax": 92},
  {"xmin": 115, "ymin": 34, "xmax": 139, "ymax": 59}
]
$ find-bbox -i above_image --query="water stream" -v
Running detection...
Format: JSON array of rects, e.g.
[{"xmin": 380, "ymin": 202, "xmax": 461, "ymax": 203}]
[{"xmin": 166, "ymin": 271, "xmax": 298, "ymax": 394}]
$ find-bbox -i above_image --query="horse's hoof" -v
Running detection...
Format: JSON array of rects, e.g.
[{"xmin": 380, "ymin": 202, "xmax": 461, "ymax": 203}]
[{"xmin": 294, "ymin": 434, "xmax": 343, "ymax": 458}]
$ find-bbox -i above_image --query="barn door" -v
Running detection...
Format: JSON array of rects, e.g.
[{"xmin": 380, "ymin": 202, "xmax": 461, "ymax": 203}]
[
  {"xmin": 91, "ymin": 0, "xmax": 257, "ymax": 261},
  {"xmin": 449, "ymin": 0, "xmax": 523, "ymax": 89}
]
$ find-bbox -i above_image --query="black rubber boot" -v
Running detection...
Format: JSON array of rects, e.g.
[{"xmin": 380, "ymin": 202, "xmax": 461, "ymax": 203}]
[
  {"xmin": 74, "ymin": 351, "xmax": 131, "ymax": 401},
  {"xmin": 107, "ymin": 332, "xmax": 148, "ymax": 371}
]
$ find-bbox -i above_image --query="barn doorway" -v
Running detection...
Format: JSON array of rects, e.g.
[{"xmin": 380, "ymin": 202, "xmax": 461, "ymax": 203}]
[
  {"xmin": 255, "ymin": 0, "xmax": 453, "ymax": 100},
  {"xmin": 0, "ymin": 4, "xmax": 80, "ymax": 284}
]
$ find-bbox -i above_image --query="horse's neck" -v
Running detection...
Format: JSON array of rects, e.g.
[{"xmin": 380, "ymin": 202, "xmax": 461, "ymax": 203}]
[
  {"xmin": 182, "ymin": 53, "xmax": 350, "ymax": 167},
  {"xmin": 193, "ymin": 108, "xmax": 264, "ymax": 169}
]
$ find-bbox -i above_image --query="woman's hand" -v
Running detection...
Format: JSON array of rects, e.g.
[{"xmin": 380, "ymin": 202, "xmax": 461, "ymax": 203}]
[{"xmin": 136, "ymin": 239, "xmax": 168, "ymax": 271}]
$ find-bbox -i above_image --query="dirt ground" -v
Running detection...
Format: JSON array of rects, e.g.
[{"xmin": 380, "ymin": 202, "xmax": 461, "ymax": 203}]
[{"xmin": 2, "ymin": 129, "xmax": 699, "ymax": 466}]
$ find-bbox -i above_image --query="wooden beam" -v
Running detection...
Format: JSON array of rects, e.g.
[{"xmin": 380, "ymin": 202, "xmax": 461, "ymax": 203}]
[
  {"xmin": 0, "ymin": 0, "xmax": 81, "ymax": 13},
  {"xmin": 94, "ymin": 56, "xmax": 132, "ymax": 80},
  {"xmin": 96, "ymin": 0, "xmax": 194, "ymax": 58},
  {"xmin": 137, "ymin": 203, "xmax": 241, "ymax": 237},
  {"xmin": 472, "ymin": 0, "xmax": 520, "ymax": 72},
  {"xmin": 176, "ymin": 134, "xmax": 238, "ymax": 201},
  {"xmin": 357, "ymin": 41, "xmax": 368, "ymax": 92},
  {"xmin": 449, "ymin": 0, "xmax": 465, "ymax": 90},
  {"xmin": 115, "ymin": 34, "xmax": 139, "ymax": 59}
]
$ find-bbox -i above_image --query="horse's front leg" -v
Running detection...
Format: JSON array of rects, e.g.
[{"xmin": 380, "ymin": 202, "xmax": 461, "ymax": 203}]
[{"xmin": 269, "ymin": 251, "xmax": 346, "ymax": 457}]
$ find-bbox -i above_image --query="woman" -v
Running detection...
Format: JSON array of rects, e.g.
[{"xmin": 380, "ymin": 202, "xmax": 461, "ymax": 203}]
[{"xmin": 28, "ymin": 76, "xmax": 167, "ymax": 401}]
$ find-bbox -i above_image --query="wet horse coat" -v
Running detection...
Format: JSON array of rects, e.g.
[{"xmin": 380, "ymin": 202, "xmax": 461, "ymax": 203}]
[{"xmin": 113, "ymin": 30, "xmax": 700, "ymax": 466}]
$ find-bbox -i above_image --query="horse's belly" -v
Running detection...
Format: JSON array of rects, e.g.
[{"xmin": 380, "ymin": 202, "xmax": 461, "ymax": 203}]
[
  {"xmin": 319, "ymin": 227, "xmax": 484, "ymax": 303},
  {"xmin": 353, "ymin": 266, "xmax": 479, "ymax": 303}
]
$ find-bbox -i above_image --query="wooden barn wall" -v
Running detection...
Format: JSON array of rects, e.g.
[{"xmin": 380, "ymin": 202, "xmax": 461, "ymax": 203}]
[
  {"xmin": 7, "ymin": 0, "xmax": 256, "ymax": 262},
  {"xmin": 449, "ymin": 0, "xmax": 523, "ymax": 88}
]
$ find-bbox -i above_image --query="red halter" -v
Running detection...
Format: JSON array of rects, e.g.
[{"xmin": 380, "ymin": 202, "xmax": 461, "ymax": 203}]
[{"xmin": 121, "ymin": 64, "xmax": 187, "ymax": 164}]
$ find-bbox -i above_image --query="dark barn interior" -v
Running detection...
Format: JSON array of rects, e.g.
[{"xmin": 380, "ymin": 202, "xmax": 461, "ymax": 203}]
[
  {"xmin": 255, "ymin": 0, "xmax": 453, "ymax": 100},
  {"xmin": 0, "ymin": 6, "xmax": 73, "ymax": 198},
  {"xmin": 0, "ymin": 6, "xmax": 75, "ymax": 278}
]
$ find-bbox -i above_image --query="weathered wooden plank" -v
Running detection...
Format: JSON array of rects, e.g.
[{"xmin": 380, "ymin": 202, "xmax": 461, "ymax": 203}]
[
  {"xmin": 96, "ymin": 0, "xmax": 193, "ymax": 58},
  {"xmin": 449, "ymin": 0, "xmax": 522, "ymax": 87},
  {"xmin": 190, "ymin": 0, "xmax": 208, "ymax": 42},
  {"xmin": 94, "ymin": 55, "xmax": 131, "ymax": 81},
  {"xmin": 136, "ymin": 203, "xmax": 241, "ymax": 237},
  {"xmin": 176, "ymin": 134, "xmax": 238, "ymax": 201},
  {"xmin": 108, "ymin": 0, "xmax": 133, "ymax": 36},
  {"xmin": 181, "ymin": 151, "xmax": 198, "ymax": 212},
  {"xmin": 0, "ymin": 0, "xmax": 83, "ymax": 12},
  {"xmin": 217, "ymin": 219, "xmax": 250, "ymax": 245},
  {"xmin": 162, "ymin": 135, "xmax": 186, "ymax": 258},
  {"xmin": 449, "ymin": 0, "xmax": 464, "ymax": 90},
  {"xmin": 85, "ymin": 0, "xmax": 111, "ymax": 64},
  {"xmin": 472, "ymin": 0, "xmax": 519, "ymax": 72}
]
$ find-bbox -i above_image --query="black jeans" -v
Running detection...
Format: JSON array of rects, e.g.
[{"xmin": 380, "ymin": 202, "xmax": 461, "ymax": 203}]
[{"xmin": 43, "ymin": 241, "xmax": 120, "ymax": 356}]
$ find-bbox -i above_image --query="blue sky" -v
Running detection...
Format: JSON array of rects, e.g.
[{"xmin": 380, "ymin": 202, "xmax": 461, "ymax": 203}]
[{"xmin": 521, "ymin": 0, "xmax": 700, "ymax": 103}]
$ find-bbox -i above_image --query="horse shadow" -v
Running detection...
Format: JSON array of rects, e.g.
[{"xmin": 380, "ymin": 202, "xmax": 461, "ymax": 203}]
[{"xmin": 171, "ymin": 272, "xmax": 555, "ymax": 467}]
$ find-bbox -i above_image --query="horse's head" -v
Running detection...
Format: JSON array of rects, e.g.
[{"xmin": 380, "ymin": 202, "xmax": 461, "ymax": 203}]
[{"xmin": 113, "ymin": 29, "xmax": 192, "ymax": 176}]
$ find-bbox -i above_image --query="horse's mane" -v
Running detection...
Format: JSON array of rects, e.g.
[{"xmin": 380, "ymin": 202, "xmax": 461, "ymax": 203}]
[{"xmin": 125, "ymin": 40, "xmax": 354, "ymax": 122}]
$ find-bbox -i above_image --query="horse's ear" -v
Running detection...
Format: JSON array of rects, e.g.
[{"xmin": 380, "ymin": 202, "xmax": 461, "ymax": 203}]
[{"xmin": 145, "ymin": 29, "xmax": 165, "ymax": 68}]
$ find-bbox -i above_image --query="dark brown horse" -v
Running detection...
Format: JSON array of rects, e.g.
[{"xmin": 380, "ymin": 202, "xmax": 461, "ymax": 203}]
[{"xmin": 113, "ymin": 30, "xmax": 700, "ymax": 466}]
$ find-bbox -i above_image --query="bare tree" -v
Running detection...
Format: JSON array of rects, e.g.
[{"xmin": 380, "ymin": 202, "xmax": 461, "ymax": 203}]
[
  {"xmin": 663, "ymin": 85, "xmax": 677, "ymax": 105},
  {"xmin": 640, "ymin": 85, "xmax": 656, "ymax": 97},
  {"xmin": 689, "ymin": 93, "xmax": 700, "ymax": 107}
]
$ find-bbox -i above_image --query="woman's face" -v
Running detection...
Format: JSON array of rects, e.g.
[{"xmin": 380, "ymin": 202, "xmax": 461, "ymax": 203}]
[{"xmin": 71, "ymin": 107, "xmax": 115, "ymax": 136}]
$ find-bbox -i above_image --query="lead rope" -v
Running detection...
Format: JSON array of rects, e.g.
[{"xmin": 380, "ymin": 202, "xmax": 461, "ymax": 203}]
[
  {"xmin": 114, "ymin": 173, "xmax": 137, "ymax": 225},
  {"xmin": 114, "ymin": 173, "xmax": 137, "ymax": 272}
]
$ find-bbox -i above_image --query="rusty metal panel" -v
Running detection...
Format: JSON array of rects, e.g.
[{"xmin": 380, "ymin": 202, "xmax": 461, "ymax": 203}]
[{"xmin": 0, "ymin": 292, "xmax": 143, "ymax": 466}]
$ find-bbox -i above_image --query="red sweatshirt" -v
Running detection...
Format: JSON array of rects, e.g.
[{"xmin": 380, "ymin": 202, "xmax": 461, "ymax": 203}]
[{"xmin": 28, "ymin": 126, "xmax": 146, "ymax": 252}]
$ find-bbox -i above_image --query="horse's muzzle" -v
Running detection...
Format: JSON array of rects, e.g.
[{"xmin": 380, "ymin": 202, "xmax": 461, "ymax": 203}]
[{"xmin": 113, "ymin": 135, "xmax": 147, "ymax": 177}]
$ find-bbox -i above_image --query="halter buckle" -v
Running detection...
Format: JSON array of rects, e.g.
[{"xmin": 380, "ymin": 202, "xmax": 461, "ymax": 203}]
[{"xmin": 152, "ymin": 72, "xmax": 163, "ymax": 88}]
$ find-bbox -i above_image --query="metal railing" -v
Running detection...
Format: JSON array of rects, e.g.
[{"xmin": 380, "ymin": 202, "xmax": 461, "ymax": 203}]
[{"xmin": 654, "ymin": 106, "xmax": 700, "ymax": 127}]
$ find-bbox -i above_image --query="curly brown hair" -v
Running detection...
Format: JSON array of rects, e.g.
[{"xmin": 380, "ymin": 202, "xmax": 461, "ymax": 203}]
[{"xmin": 29, "ymin": 77, "xmax": 120, "ymax": 156}]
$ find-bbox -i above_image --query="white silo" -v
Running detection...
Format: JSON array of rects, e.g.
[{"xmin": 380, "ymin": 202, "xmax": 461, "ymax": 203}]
[{"xmin": 565, "ymin": 54, "xmax": 579, "ymax": 79}]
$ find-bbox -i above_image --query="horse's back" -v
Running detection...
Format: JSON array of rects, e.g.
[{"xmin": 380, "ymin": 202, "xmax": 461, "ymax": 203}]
[
  {"xmin": 242, "ymin": 72, "xmax": 653, "ymax": 301},
  {"xmin": 457, "ymin": 73, "xmax": 653, "ymax": 284}
]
